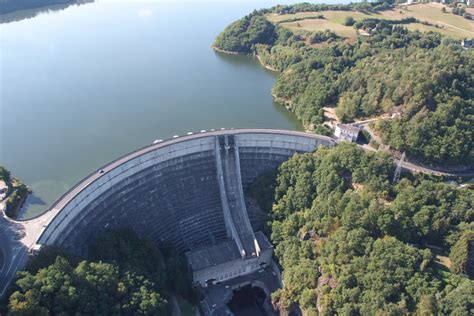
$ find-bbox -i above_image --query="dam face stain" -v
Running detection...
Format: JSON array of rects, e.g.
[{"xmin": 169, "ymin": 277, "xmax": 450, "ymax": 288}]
[{"xmin": 227, "ymin": 285, "xmax": 267, "ymax": 316}]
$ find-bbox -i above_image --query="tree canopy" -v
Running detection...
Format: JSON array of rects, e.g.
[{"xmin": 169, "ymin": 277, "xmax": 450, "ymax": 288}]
[
  {"xmin": 8, "ymin": 257, "xmax": 167, "ymax": 315},
  {"xmin": 249, "ymin": 144, "xmax": 473, "ymax": 314},
  {"xmin": 5, "ymin": 229, "xmax": 193, "ymax": 315},
  {"xmin": 214, "ymin": 8, "xmax": 473, "ymax": 165}
]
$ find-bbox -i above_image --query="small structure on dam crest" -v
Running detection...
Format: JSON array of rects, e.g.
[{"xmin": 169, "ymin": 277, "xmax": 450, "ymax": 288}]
[{"xmin": 0, "ymin": 129, "xmax": 335, "ymax": 313}]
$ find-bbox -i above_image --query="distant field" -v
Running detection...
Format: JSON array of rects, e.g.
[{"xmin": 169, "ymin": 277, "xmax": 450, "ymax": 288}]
[
  {"xmin": 267, "ymin": 3, "xmax": 474, "ymax": 40},
  {"xmin": 279, "ymin": 19, "xmax": 360, "ymax": 42}
]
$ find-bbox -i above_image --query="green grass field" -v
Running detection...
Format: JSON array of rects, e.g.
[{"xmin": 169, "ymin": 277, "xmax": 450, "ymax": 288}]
[
  {"xmin": 267, "ymin": 3, "xmax": 474, "ymax": 40},
  {"xmin": 280, "ymin": 19, "xmax": 359, "ymax": 42}
]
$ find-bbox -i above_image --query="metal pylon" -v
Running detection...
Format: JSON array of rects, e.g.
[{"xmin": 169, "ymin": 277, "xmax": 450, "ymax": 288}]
[{"xmin": 393, "ymin": 152, "xmax": 405, "ymax": 183}]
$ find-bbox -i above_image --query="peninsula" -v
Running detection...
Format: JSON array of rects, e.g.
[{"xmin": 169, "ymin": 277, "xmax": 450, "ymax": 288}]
[{"xmin": 213, "ymin": 1, "xmax": 473, "ymax": 167}]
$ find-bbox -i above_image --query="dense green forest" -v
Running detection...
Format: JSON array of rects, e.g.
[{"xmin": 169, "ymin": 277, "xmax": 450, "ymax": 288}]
[
  {"xmin": 0, "ymin": 0, "xmax": 89, "ymax": 15},
  {"xmin": 3, "ymin": 229, "xmax": 193, "ymax": 315},
  {"xmin": 249, "ymin": 144, "xmax": 473, "ymax": 314},
  {"xmin": 213, "ymin": 3, "xmax": 474, "ymax": 165}
]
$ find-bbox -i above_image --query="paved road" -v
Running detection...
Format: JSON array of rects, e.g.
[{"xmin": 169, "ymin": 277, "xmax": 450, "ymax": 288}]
[
  {"xmin": 356, "ymin": 124, "xmax": 474, "ymax": 178},
  {"xmin": 0, "ymin": 216, "xmax": 29, "ymax": 297}
]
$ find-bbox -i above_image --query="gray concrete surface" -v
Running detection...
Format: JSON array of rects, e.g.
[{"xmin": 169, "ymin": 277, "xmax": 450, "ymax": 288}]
[{"xmin": 0, "ymin": 129, "xmax": 335, "ymax": 297}]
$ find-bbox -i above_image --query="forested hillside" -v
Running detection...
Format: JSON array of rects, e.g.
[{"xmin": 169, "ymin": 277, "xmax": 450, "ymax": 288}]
[
  {"xmin": 214, "ymin": 3, "xmax": 473, "ymax": 165},
  {"xmin": 4, "ymin": 229, "xmax": 194, "ymax": 315},
  {"xmin": 250, "ymin": 144, "xmax": 473, "ymax": 314},
  {"xmin": 0, "ymin": 0, "xmax": 74, "ymax": 14}
]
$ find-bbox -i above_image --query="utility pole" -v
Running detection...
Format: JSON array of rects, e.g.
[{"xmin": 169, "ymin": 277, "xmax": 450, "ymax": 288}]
[{"xmin": 393, "ymin": 152, "xmax": 405, "ymax": 183}]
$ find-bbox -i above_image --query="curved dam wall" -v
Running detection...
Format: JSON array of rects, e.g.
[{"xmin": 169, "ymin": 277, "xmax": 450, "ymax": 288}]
[{"xmin": 37, "ymin": 129, "xmax": 335, "ymax": 254}]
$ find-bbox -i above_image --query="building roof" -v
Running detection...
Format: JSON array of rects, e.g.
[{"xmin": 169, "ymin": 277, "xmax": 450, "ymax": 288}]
[
  {"xmin": 186, "ymin": 239, "xmax": 242, "ymax": 271},
  {"xmin": 337, "ymin": 124, "xmax": 360, "ymax": 134},
  {"xmin": 185, "ymin": 232, "xmax": 273, "ymax": 271}
]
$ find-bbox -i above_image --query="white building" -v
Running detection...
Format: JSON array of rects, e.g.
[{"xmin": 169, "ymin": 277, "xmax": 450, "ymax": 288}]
[{"xmin": 334, "ymin": 124, "xmax": 360, "ymax": 142}]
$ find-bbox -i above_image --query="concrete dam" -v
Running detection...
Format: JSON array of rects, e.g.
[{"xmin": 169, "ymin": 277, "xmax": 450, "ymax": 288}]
[{"xmin": 0, "ymin": 129, "xmax": 335, "ymax": 313}]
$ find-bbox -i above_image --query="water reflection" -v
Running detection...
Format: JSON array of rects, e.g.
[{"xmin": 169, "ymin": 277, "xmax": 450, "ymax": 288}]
[
  {"xmin": 214, "ymin": 51, "xmax": 303, "ymax": 131},
  {"xmin": 0, "ymin": 0, "xmax": 94, "ymax": 24}
]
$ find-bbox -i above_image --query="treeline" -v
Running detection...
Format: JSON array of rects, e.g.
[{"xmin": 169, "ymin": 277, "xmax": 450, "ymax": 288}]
[
  {"xmin": 250, "ymin": 144, "xmax": 473, "ymax": 314},
  {"xmin": 0, "ymin": 0, "xmax": 83, "ymax": 15},
  {"xmin": 273, "ymin": 0, "xmax": 396, "ymax": 15},
  {"xmin": 213, "ymin": 1, "xmax": 395, "ymax": 53},
  {"xmin": 214, "ymin": 14, "xmax": 277, "ymax": 54},
  {"xmin": 4, "ymin": 229, "xmax": 194, "ymax": 315},
  {"xmin": 0, "ymin": 165, "xmax": 30, "ymax": 218},
  {"xmin": 214, "ymin": 10, "xmax": 473, "ymax": 165},
  {"xmin": 5, "ymin": 183, "xmax": 29, "ymax": 218}
]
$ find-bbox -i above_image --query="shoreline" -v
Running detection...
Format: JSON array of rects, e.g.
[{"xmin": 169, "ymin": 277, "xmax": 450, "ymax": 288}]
[
  {"xmin": 255, "ymin": 54, "xmax": 278, "ymax": 72},
  {"xmin": 4, "ymin": 189, "xmax": 30, "ymax": 219},
  {"xmin": 14, "ymin": 192, "xmax": 31, "ymax": 219},
  {"xmin": 214, "ymin": 45, "xmax": 474, "ymax": 172},
  {"xmin": 2, "ymin": 178, "xmax": 31, "ymax": 219},
  {"xmin": 9, "ymin": 193, "xmax": 28, "ymax": 219},
  {"xmin": 211, "ymin": 46, "xmax": 278, "ymax": 72},
  {"xmin": 270, "ymin": 93, "xmax": 312, "ymax": 132},
  {"xmin": 271, "ymin": 92, "xmax": 293, "ymax": 111},
  {"xmin": 211, "ymin": 45, "xmax": 240, "ymax": 55}
]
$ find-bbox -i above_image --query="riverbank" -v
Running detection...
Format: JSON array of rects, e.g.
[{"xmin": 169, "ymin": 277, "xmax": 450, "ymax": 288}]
[
  {"xmin": 212, "ymin": 45, "xmax": 278, "ymax": 72},
  {"xmin": 211, "ymin": 45, "xmax": 240, "ymax": 55},
  {"xmin": 255, "ymin": 54, "xmax": 278, "ymax": 72}
]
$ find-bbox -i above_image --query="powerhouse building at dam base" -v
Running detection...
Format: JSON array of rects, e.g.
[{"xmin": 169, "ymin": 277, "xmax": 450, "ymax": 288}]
[{"xmin": 0, "ymin": 129, "xmax": 335, "ymax": 315}]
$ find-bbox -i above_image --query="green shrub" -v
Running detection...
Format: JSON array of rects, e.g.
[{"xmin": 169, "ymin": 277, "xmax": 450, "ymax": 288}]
[{"xmin": 344, "ymin": 16, "xmax": 355, "ymax": 26}]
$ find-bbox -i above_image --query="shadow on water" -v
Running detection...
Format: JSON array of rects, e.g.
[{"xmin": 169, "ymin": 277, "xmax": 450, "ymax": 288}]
[
  {"xmin": 227, "ymin": 285, "xmax": 268, "ymax": 316},
  {"xmin": 214, "ymin": 50, "xmax": 276, "ymax": 73},
  {"xmin": 0, "ymin": 0, "xmax": 94, "ymax": 23},
  {"xmin": 17, "ymin": 194, "xmax": 47, "ymax": 219}
]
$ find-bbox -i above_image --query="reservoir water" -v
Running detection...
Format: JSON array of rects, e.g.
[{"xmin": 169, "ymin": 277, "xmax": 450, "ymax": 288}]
[
  {"xmin": 0, "ymin": 0, "xmax": 307, "ymax": 218},
  {"xmin": 0, "ymin": 0, "xmax": 354, "ymax": 219}
]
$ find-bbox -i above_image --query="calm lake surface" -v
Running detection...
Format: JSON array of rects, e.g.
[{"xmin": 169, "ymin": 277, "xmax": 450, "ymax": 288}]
[{"xmin": 0, "ymin": 0, "xmax": 342, "ymax": 218}]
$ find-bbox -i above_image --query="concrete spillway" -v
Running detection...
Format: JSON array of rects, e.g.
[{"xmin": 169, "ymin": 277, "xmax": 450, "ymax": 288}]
[
  {"xmin": 216, "ymin": 135, "xmax": 258, "ymax": 259},
  {"xmin": 0, "ymin": 129, "xmax": 335, "ymax": 297}
]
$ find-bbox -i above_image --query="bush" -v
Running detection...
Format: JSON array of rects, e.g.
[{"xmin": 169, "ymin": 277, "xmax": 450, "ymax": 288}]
[
  {"xmin": 450, "ymin": 231, "xmax": 474, "ymax": 277},
  {"xmin": 5, "ymin": 183, "xmax": 29, "ymax": 218},
  {"xmin": 308, "ymin": 30, "xmax": 339, "ymax": 44},
  {"xmin": 344, "ymin": 16, "xmax": 356, "ymax": 26},
  {"xmin": 452, "ymin": 6, "xmax": 466, "ymax": 16}
]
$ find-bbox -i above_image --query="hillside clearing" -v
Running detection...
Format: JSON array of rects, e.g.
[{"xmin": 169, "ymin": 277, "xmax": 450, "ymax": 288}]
[
  {"xmin": 268, "ymin": 3, "xmax": 474, "ymax": 40},
  {"xmin": 280, "ymin": 19, "xmax": 359, "ymax": 42}
]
